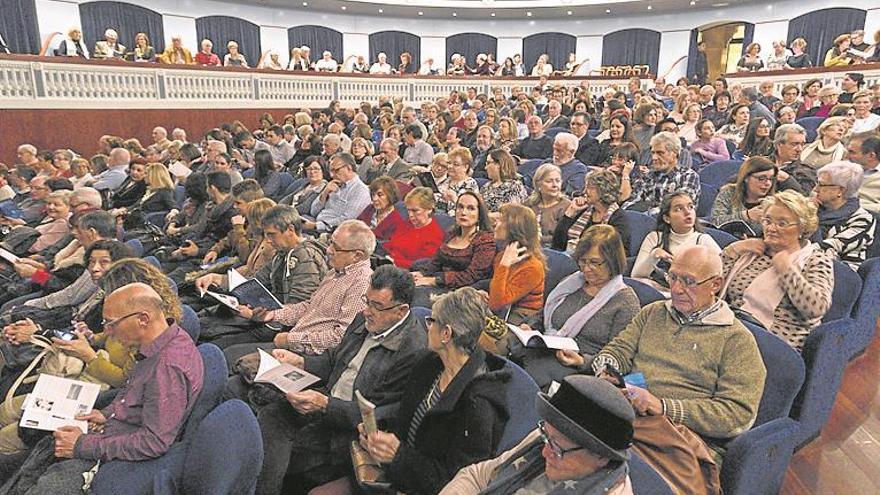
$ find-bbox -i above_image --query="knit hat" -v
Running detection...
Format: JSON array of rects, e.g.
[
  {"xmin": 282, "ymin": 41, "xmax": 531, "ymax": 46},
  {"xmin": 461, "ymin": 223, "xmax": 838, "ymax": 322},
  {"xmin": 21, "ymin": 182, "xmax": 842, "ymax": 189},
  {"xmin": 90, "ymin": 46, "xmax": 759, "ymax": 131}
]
[{"xmin": 536, "ymin": 375, "xmax": 635, "ymax": 462}]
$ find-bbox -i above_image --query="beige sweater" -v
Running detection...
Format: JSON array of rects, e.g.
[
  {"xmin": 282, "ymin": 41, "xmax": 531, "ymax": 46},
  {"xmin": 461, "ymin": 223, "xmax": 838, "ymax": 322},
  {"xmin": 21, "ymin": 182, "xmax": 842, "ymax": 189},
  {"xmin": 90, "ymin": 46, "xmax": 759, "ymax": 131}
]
[{"xmin": 860, "ymin": 171, "xmax": 880, "ymax": 213}]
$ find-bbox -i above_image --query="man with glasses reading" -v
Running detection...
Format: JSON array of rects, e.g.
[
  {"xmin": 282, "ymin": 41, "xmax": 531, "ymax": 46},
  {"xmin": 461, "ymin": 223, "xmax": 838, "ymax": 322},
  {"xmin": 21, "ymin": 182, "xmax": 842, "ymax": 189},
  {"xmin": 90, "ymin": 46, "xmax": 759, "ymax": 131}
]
[
  {"xmin": 590, "ymin": 245, "xmax": 765, "ymax": 493},
  {"xmin": 441, "ymin": 375, "xmax": 636, "ymax": 495},
  {"xmin": 8, "ymin": 283, "xmax": 203, "ymax": 493},
  {"xmin": 303, "ymin": 153, "xmax": 370, "ymax": 233},
  {"xmin": 249, "ymin": 265, "xmax": 426, "ymax": 494}
]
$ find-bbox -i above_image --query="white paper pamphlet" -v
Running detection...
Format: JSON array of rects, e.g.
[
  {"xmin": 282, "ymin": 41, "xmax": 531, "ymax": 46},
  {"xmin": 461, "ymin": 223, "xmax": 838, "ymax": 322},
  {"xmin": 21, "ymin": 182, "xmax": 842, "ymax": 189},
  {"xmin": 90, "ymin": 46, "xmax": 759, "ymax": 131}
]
[
  {"xmin": 507, "ymin": 324, "xmax": 580, "ymax": 351},
  {"xmin": 19, "ymin": 374, "xmax": 101, "ymax": 433},
  {"xmin": 254, "ymin": 348, "xmax": 320, "ymax": 394}
]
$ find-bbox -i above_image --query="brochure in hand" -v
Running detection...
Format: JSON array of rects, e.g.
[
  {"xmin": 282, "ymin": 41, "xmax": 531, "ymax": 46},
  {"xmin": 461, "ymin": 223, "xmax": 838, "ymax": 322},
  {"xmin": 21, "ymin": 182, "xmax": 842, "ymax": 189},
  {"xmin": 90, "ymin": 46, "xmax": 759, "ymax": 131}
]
[
  {"xmin": 19, "ymin": 374, "xmax": 101, "ymax": 433},
  {"xmin": 254, "ymin": 349, "xmax": 320, "ymax": 394},
  {"xmin": 507, "ymin": 324, "xmax": 580, "ymax": 351},
  {"xmin": 202, "ymin": 268, "xmax": 283, "ymax": 311}
]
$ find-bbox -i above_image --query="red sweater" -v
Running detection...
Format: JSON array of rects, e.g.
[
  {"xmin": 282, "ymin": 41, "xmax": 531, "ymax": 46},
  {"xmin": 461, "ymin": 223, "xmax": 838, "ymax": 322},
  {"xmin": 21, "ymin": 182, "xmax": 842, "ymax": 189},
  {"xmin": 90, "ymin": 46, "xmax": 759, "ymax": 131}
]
[
  {"xmin": 357, "ymin": 206, "xmax": 408, "ymax": 242},
  {"xmin": 384, "ymin": 218, "xmax": 445, "ymax": 269}
]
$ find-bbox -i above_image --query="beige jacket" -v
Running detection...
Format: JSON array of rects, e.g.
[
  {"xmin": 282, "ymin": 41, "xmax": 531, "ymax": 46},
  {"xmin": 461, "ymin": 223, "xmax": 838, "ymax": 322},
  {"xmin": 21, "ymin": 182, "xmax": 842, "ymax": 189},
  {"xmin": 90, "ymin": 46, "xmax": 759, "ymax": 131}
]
[{"xmin": 439, "ymin": 430, "xmax": 633, "ymax": 495}]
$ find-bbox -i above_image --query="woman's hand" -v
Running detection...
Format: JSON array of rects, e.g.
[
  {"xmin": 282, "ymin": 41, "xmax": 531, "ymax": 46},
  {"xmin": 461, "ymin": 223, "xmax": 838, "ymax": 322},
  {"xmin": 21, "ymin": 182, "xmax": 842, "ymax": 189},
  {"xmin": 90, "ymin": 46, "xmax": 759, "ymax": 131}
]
[
  {"xmin": 202, "ymin": 251, "xmax": 218, "ymax": 265},
  {"xmin": 3, "ymin": 319, "xmax": 38, "ymax": 345},
  {"xmin": 412, "ymin": 272, "xmax": 437, "ymax": 287},
  {"xmin": 724, "ymin": 238, "xmax": 765, "ymax": 257},
  {"xmin": 362, "ymin": 429, "xmax": 401, "ymax": 464},
  {"xmin": 745, "ymin": 205, "xmax": 765, "ymax": 222},
  {"xmin": 499, "ymin": 241, "xmax": 529, "ymax": 267},
  {"xmin": 564, "ymin": 196, "xmax": 589, "ymax": 217},
  {"xmin": 771, "ymin": 249, "xmax": 795, "ymax": 274},
  {"xmin": 650, "ymin": 247, "xmax": 674, "ymax": 263},
  {"xmin": 53, "ymin": 331, "xmax": 98, "ymax": 363},
  {"xmin": 556, "ymin": 349, "xmax": 585, "ymax": 368}
]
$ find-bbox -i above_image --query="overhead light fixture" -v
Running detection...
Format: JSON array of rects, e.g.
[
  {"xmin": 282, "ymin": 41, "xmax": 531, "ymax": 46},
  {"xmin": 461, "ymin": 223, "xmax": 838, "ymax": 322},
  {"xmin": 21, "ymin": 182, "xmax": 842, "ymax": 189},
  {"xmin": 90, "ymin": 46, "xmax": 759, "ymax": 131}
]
[
  {"xmin": 566, "ymin": 10, "xmax": 572, "ymax": 15},
  {"xmin": 418, "ymin": 11, "xmax": 423, "ymax": 15},
  {"xmin": 490, "ymin": 12, "xmax": 496, "ymax": 16},
  {"xmin": 647, "ymin": 5, "xmax": 653, "ymax": 9},
  {"xmin": 341, "ymin": 5, "xmax": 346, "ymax": 9},
  {"xmin": 452, "ymin": 12, "xmax": 457, "ymax": 16},
  {"xmin": 690, "ymin": 0, "xmax": 695, "ymax": 4},
  {"xmin": 605, "ymin": 8, "xmax": 611, "ymax": 13},
  {"xmin": 378, "ymin": 8, "xmax": 383, "ymax": 12},
  {"xmin": 526, "ymin": 11, "xmax": 532, "ymax": 16},
  {"xmin": 301, "ymin": 1, "xmax": 307, "ymax": 5}
]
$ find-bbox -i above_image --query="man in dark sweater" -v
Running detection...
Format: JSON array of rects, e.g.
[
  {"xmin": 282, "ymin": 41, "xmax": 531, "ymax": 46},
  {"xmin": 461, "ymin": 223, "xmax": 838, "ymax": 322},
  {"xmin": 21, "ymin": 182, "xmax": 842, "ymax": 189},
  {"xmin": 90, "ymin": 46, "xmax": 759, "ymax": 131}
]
[
  {"xmin": 247, "ymin": 266, "xmax": 427, "ymax": 494},
  {"xmin": 513, "ymin": 116, "xmax": 553, "ymax": 160}
]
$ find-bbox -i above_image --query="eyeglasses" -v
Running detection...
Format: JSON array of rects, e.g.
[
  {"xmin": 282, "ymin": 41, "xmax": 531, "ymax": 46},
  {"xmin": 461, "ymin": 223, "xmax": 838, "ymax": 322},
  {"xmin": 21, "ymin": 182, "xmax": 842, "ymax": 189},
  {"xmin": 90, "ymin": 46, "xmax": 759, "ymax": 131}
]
[
  {"xmin": 749, "ymin": 174, "xmax": 775, "ymax": 183},
  {"xmin": 538, "ymin": 420, "xmax": 585, "ymax": 459},
  {"xmin": 577, "ymin": 257, "xmax": 605, "ymax": 269},
  {"xmin": 815, "ymin": 182, "xmax": 840, "ymax": 189},
  {"xmin": 102, "ymin": 311, "xmax": 144, "ymax": 330},
  {"xmin": 361, "ymin": 295, "xmax": 404, "ymax": 312},
  {"xmin": 760, "ymin": 217, "xmax": 798, "ymax": 229},
  {"xmin": 665, "ymin": 272, "xmax": 716, "ymax": 290},
  {"xmin": 329, "ymin": 240, "xmax": 359, "ymax": 253}
]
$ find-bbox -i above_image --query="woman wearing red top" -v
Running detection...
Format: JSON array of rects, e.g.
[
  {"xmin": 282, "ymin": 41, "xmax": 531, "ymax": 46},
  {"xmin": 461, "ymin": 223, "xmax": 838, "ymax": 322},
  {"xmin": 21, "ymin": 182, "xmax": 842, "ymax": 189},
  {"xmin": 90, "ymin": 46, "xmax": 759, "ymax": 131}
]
[
  {"xmin": 357, "ymin": 176, "xmax": 407, "ymax": 242},
  {"xmin": 384, "ymin": 187, "xmax": 445, "ymax": 269},
  {"xmin": 489, "ymin": 204, "xmax": 546, "ymax": 324},
  {"xmin": 411, "ymin": 191, "xmax": 497, "ymax": 307}
]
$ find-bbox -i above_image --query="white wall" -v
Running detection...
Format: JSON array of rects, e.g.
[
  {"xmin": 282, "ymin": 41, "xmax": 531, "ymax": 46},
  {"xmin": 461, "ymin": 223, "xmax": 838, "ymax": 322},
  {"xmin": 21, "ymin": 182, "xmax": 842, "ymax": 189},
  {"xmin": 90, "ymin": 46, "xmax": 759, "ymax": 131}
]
[
  {"xmin": 34, "ymin": 0, "xmax": 880, "ymax": 72},
  {"xmin": 658, "ymin": 31, "xmax": 691, "ymax": 82},
  {"xmin": 162, "ymin": 14, "xmax": 197, "ymax": 52}
]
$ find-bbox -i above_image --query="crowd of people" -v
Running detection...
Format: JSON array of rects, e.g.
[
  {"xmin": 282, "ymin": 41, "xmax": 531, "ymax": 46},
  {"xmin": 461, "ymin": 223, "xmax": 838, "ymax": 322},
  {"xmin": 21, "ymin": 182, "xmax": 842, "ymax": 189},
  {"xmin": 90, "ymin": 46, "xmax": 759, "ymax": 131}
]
[
  {"xmin": 47, "ymin": 25, "xmax": 880, "ymax": 76},
  {"xmin": 0, "ymin": 62, "xmax": 879, "ymax": 494}
]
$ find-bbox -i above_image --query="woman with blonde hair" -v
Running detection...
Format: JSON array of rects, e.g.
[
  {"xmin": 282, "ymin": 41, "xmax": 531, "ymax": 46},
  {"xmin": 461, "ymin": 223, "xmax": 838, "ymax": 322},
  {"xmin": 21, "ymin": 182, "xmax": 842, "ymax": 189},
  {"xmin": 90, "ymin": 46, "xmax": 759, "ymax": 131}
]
[
  {"xmin": 526, "ymin": 163, "xmax": 571, "ymax": 246},
  {"xmin": 224, "ymin": 41, "xmax": 248, "ymax": 68},
  {"xmin": 824, "ymin": 34, "xmax": 853, "ymax": 67},
  {"xmin": 722, "ymin": 190, "xmax": 834, "ymax": 351},
  {"xmin": 786, "ymin": 38, "xmax": 813, "ymax": 68},
  {"xmin": 117, "ymin": 162, "xmax": 177, "ymax": 230},
  {"xmin": 496, "ymin": 117, "xmax": 519, "ymax": 152},
  {"xmin": 489, "ymin": 204, "xmax": 546, "ymax": 324},
  {"xmin": 384, "ymin": 187, "xmax": 446, "ymax": 269},
  {"xmin": 800, "ymin": 117, "xmax": 847, "ymax": 169}
]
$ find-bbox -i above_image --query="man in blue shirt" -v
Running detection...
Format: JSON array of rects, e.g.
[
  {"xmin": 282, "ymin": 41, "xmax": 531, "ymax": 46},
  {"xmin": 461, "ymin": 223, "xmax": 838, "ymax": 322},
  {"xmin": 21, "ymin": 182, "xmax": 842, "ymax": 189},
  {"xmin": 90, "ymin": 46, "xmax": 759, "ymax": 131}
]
[{"xmin": 305, "ymin": 153, "xmax": 370, "ymax": 232}]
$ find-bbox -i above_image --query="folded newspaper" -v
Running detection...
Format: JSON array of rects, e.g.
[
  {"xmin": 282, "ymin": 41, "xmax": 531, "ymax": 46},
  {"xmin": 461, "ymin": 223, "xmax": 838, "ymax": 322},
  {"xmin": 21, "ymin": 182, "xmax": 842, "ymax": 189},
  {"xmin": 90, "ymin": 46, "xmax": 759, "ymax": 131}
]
[
  {"xmin": 254, "ymin": 348, "xmax": 320, "ymax": 394},
  {"xmin": 202, "ymin": 268, "xmax": 283, "ymax": 311},
  {"xmin": 20, "ymin": 374, "xmax": 101, "ymax": 433}
]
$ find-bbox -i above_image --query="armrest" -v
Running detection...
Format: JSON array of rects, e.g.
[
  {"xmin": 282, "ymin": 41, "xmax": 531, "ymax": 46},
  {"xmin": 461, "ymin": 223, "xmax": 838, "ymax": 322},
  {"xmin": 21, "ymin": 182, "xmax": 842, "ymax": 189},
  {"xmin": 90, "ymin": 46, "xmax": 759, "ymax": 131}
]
[
  {"xmin": 791, "ymin": 318, "xmax": 853, "ymax": 448},
  {"xmin": 721, "ymin": 417, "xmax": 801, "ymax": 495}
]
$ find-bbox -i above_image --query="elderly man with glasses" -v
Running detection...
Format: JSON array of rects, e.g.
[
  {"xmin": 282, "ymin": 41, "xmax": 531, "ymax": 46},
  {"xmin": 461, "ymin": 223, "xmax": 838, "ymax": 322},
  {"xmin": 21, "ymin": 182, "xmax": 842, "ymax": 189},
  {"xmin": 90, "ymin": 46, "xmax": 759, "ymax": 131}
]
[
  {"xmin": 590, "ymin": 244, "xmax": 765, "ymax": 494},
  {"xmin": 441, "ymin": 374, "xmax": 636, "ymax": 495}
]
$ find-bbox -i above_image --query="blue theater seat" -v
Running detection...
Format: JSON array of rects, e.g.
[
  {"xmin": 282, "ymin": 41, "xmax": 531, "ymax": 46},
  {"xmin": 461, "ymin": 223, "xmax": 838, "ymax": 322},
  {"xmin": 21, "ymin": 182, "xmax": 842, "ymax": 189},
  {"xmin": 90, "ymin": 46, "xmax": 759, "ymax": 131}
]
[
  {"xmin": 698, "ymin": 160, "xmax": 742, "ymax": 188},
  {"xmin": 849, "ymin": 257, "xmax": 880, "ymax": 360}
]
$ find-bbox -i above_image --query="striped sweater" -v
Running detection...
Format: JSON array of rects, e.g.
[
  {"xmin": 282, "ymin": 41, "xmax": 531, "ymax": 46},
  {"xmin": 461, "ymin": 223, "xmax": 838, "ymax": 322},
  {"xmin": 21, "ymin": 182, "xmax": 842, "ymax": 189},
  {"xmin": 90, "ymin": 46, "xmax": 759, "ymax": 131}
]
[{"xmin": 816, "ymin": 207, "xmax": 876, "ymax": 271}]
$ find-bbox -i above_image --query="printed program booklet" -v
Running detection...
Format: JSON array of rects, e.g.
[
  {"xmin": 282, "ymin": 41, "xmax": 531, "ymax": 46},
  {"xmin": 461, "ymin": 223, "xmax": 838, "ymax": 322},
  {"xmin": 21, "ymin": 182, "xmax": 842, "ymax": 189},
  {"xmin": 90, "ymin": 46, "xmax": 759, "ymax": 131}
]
[
  {"xmin": 254, "ymin": 349, "xmax": 320, "ymax": 394},
  {"xmin": 203, "ymin": 268, "xmax": 283, "ymax": 311},
  {"xmin": 507, "ymin": 324, "xmax": 580, "ymax": 351},
  {"xmin": 20, "ymin": 374, "xmax": 101, "ymax": 433}
]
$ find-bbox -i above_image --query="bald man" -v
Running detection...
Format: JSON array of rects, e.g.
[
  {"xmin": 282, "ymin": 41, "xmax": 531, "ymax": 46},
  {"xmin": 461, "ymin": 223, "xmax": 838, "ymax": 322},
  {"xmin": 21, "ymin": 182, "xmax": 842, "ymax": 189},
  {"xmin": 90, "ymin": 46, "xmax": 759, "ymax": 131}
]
[
  {"xmin": 590, "ymin": 245, "xmax": 766, "ymax": 491},
  {"xmin": 12, "ymin": 283, "xmax": 204, "ymax": 493},
  {"xmin": 90, "ymin": 148, "xmax": 131, "ymax": 192}
]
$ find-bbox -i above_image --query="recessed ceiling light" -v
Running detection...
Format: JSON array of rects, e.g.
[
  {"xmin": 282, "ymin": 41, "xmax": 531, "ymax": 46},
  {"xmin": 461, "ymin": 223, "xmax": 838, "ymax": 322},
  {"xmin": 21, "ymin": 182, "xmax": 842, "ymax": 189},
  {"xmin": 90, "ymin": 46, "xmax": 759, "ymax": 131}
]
[
  {"xmin": 647, "ymin": 5, "xmax": 653, "ymax": 9},
  {"xmin": 341, "ymin": 5, "xmax": 346, "ymax": 9},
  {"xmin": 490, "ymin": 12, "xmax": 496, "ymax": 16},
  {"xmin": 378, "ymin": 8, "xmax": 383, "ymax": 12},
  {"xmin": 301, "ymin": 1, "xmax": 307, "ymax": 5},
  {"xmin": 452, "ymin": 12, "xmax": 457, "ymax": 16},
  {"xmin": 566, "ymin": 10, "xmax": 572, "ymax": 15},
  {"xmin": 526, "ymin": 11, "xmax": 532, "ymax": 16},
  {"xmin": 690, "ymin": 0, "xmax": 695, "ymax": 4},
  {"xmin": 418, "ymin": 11, "xmax": 423, "ymax": 15},
  {"xmin": 605, "ymin": 8, "xmax": 611, "ymax": 13}
]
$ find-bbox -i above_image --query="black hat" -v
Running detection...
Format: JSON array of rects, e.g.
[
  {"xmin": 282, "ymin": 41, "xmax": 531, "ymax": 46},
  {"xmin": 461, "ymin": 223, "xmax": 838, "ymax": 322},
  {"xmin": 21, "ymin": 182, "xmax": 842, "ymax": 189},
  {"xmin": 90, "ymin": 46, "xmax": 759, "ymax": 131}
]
[{"xmin": 536, "ymin": 375, "xmax": 635, "ymax": 462}]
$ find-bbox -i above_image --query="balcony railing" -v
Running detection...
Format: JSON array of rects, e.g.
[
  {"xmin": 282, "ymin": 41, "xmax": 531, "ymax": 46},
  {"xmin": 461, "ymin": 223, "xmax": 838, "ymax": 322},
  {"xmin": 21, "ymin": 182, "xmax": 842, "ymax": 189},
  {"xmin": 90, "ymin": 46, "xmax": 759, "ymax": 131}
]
[
  {"xmin": 2, "ymin": 55, "xmax": 878, "ymax": 110},
  {"xmin": 0, "ymin": 54, "xmax": 637, "ymax": 110}
]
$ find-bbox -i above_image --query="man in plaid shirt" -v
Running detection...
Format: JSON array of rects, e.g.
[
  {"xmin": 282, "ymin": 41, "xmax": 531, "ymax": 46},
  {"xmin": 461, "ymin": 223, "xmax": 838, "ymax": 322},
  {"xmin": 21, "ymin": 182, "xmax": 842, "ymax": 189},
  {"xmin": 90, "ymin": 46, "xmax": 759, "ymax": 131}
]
[{"xmin": 624, "ymin": 131, "xmax": 701, "ymax": 215}]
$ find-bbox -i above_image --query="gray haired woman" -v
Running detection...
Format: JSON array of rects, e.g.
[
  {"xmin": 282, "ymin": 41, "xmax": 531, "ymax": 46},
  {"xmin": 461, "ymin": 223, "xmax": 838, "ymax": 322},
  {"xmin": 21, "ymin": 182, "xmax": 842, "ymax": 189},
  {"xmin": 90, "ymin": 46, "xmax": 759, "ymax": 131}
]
[
  {"xmin": 551, "ymin": 170, "xmax": 630, "ymax": 253},
  {"xmin": 360, "ymin": 287, "xmax": 511, "ymax": 495},
  {"xmin": 812, "ymin": 160, "xmax": 877, "ymax": 270}
]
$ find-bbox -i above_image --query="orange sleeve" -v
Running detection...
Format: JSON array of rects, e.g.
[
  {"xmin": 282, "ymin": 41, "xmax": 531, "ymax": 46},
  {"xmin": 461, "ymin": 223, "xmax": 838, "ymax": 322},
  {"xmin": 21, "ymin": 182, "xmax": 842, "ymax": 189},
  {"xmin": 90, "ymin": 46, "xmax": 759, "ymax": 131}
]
[{"xmin": 488, "ymin": 257, "xmax": 544, "ymax": 311}]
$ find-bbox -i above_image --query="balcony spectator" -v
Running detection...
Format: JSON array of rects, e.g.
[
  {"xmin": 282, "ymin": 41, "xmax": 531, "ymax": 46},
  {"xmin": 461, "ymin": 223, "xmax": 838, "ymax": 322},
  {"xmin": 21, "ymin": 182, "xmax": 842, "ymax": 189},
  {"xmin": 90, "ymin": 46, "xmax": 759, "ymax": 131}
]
[
  {"xmin": 397, "ymin": 51, "xmax": 415, "ymax": 74},
  {"xmin": 224, "ymin": 41, "xmax": 248, "ymax": 68},
  {"xmin": 93, "ymin": 28, "xmax": 125, "ymax": 60},
  {"xmin": 764, "ymin": 40, "xmax": 789, "ymax": 71},
  {"xmin": 158, "ymin": 35, "xmax": 194, "ymax": 65},
  {"xmin": 824, "ymin": 34, "xmax": 854, "ymax": 67},
  {"xmin": 127, "ymin": 32, "xmax": 155, "ymax": 62},
  {"xmin": 370, "ymin": 52, "xmax": 392, "ymax": 75},
  {"xmin": 785, "ymin": 38, "xmax": 813, "ymax": 69},
  {"xmin": 531, "ymin": 54, "xmax": 553, "ymax": 77},
  {"xmin": 54, "ymin": 27, "xmax": 89, "ymax": 59},
  {"xmin": 193, "ymin": 39, "xmax": 220, "ymax": 66},
  {"xmin": 287, "ymin": 47, "xmax": 307, "ymax": 70},
  {"xmin": 314, "ymin": 51, "xmax": 338, "ymax": 72},
  {"xmin": 736, "ymin": 42, "xmax": 764, "ymax": 72}
]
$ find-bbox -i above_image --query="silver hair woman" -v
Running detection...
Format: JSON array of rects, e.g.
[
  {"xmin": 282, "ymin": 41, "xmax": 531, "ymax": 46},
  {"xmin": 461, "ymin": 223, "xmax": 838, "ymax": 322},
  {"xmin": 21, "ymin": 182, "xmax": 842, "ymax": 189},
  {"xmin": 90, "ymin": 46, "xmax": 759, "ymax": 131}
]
[{"xmin": 812, "ymin": 160, "xmax": 876, "ymax": 270}]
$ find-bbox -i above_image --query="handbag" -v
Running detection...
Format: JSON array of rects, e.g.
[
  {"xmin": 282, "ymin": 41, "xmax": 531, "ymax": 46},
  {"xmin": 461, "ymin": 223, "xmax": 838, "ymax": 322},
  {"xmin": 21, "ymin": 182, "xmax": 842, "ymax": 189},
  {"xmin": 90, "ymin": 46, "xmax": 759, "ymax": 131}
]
[
  {"xmin": 350, "ymin": 441, "xmax": 392, "ymax": 491},
  {"xmin": 0, "ymin": 227, "xmax": 40, "ymax": 256}
]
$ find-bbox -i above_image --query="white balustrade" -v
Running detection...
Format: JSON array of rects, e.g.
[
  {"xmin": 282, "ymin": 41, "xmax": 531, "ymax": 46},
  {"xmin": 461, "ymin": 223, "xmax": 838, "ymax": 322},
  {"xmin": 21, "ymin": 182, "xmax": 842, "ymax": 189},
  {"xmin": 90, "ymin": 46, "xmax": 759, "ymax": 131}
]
[{"xmin": 20, "ymin": 56, "xmax": 880, "ymax": 111}]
